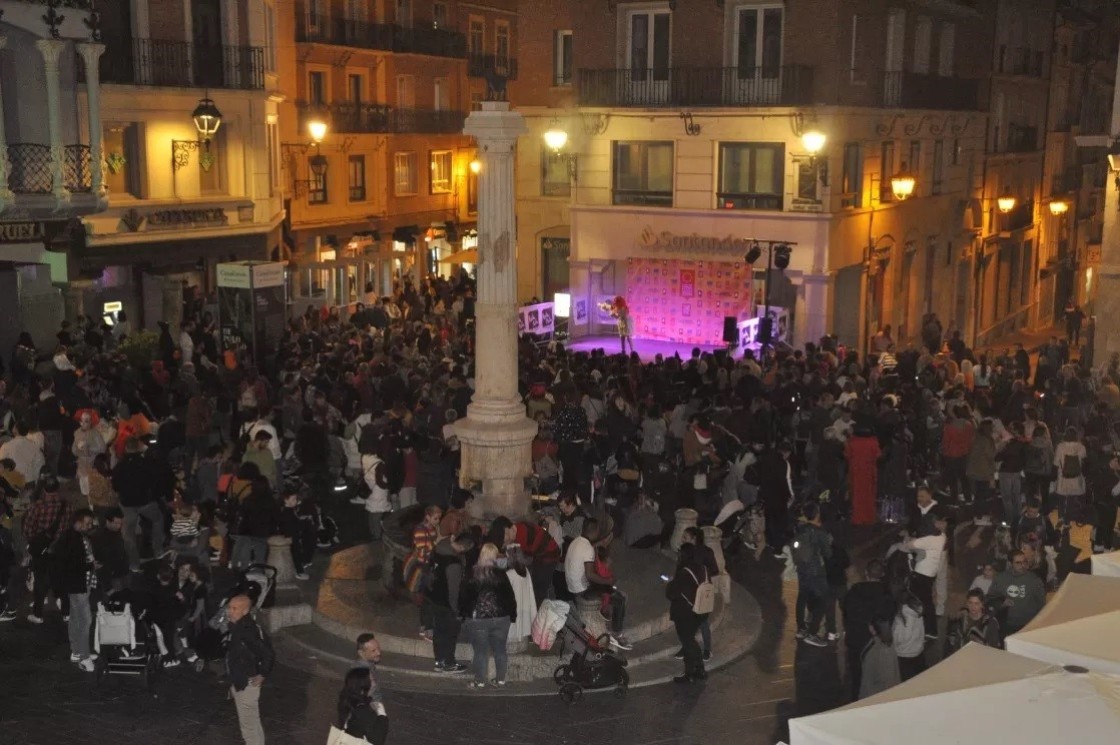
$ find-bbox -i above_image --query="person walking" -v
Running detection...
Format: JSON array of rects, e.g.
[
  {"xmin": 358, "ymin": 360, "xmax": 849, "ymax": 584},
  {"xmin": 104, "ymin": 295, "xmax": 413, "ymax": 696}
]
[
  {"xmin": 460, "ymin": 543, "xmax": 516, "ymax": 688},
  {"xmin": 425, "ymin": 532, "xmax": 472, "ymax": 674},
  {"xmin": 667, "ymin": 542, "xmax": 712, "ymax": 684},
  {"xmin": 791, "ymin": 501, "xmax": 833, "ymax": 647},
  {"xmin": 355, "ymin": 633, "xmax": 388, "ymax": 736},
  {"xmin": 336, "ymin": 668, "xmax": 388, "ymax": 745},
  {"xmin": 225, "ymin": 594, "xmax": 274, "ymax": 745},
  {"xmin": 53, "ymin": 508, "xmax": 99, "ymax": 671},
  {"xmin": 22, "ymin": 477, "xmax": 70, "ymax": 624}
]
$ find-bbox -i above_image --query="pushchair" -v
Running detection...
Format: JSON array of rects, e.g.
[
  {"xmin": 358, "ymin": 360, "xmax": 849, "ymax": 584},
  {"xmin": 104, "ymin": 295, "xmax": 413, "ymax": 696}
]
[
  {"xmin": 551, "ymin": 611, "xmax": 629, "ymax": 703},
  {"xmin": 193, "ymin": 564, "xmax": 276, "ymax": 673},
  {"xmin": 93, "ymin": 598, "xmax": 163, "ymax": 691}
]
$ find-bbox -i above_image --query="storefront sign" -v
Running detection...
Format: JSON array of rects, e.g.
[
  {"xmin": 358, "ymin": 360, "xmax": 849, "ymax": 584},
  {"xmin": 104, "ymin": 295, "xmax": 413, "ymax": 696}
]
[
  {"xmin": 637, "ymin": 226, "xmax": 752, "ymax": 256},
  {"xmin": 0, "ymin": 220, "xmax": 74, "ymax": 244},
  {"xmin": 146, "ymin": 208, "xmax": 228, "ymax": 230},
  {"xmin": 217, "ymin": 263, "xmax": 253, "ymax": 289}
]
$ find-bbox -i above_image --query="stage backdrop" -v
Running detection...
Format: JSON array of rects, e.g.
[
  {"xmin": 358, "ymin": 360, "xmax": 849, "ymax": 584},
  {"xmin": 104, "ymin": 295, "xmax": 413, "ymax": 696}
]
[{"xmin": 625, "ymin": 258, "xmax": 753, "ymax": 345}]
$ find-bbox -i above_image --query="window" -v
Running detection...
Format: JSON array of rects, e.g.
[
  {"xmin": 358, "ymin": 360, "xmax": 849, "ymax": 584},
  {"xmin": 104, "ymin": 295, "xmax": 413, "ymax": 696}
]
[
  {"xmin": 263, "ymin": 2, "xmax": 277, "ymax": 73},
  {"xmin": 541, "ymin": 146, "xmax": 571, "ymax": 197},
  {"xmin": 717, "ymin": 142, "xmax": 784, "ymax": 210},
  {"xmin": 841, "ymin": 142, "xmax": 862, "ymax": 208},
  {"xmin": 938, "ymin": 23, "xmax": 955, "ymax": 77},
  {"xmin": 1021, "ymin": 241, "xmax": 1032, "ymax": 306},
  {"xmin": 394, "ymin": 152, "xmax": 417, "ymax": 195},
  {"xmin": 734, "ymin": 5, "xmax": 783, "ymax": 75},
  {"xmin": 612, "ymin": 141, "xmax": 673, "ymax": 207},
  {"xmin": 496, "ymin": 21, "xmax": 511, "ymax": 68},
  {"xmin": 880, "ymin": 140, "xmax": 895, "ymax": 202},
  {"xmin": 908, "ymin": 140, "xmax": 922, "ymax": 190},
  {"xmin": 266, "ymin": 121, "xmax": 279, "ymax": 195},
  {"xmin": 932, "ymin": 140, "xmax": 944, "ymax": 195},
  {"xmin": 200, "ymin": 128, "xmax": 226, "ymax": 194},
  {"xmin": 309, "ymin": 71, "xmax": 326, "ymax": 105},
  {"xmin": 850, "ymin": 15, "xmax": 864, "ymax": 84},
  {"xmin": 396, "ymin": 74, "xmax": 415, "ymax": 109},
  {"xmin": 348, "ymin": 74, "xmax": 363, "ymax": 104},
  {"xmin": 469, "ymin": 18, "xmax": 485, "ymax": 56},
  {"xmin": 913, "ymin": 16, "xmax": 932, "ymax": 74},
  {"xmin": 104, "ymin": 123, "xmax": 142, "ymax": 198},
  {"xmin": 306, "ymin": 0, "xmax": 322, "ymax": 32},
  {"xmin": 395, "ymin": 0, "xmax": 411, "ymax": 27},
  {"xmin": 429, "ymin": 150, "xmax": 452, "ymax": 194},
  {"xmin": 951, "ymin": 138, "xmax": 960, "ymax": 165},
  {"xmin": 432, "ymin": 1, "xmax": 447, "ymax": 28},
  {"xmin": 434, "ymin": 77, "xmax": 449, "ymax": 111},
  {"xmin": 348, "ymin": 155, "xmax": 366, "ymax": 201},
  {"xmin": 628, "ymin": 9, "xmax": 671, "ymax": 81},
  {"xmin": 307, "ymin": 154, "xmax": 327, "ymax": 204},
  {"xmin": 554, "ymin": 30, "xmax": 573, "ymax": 86}
]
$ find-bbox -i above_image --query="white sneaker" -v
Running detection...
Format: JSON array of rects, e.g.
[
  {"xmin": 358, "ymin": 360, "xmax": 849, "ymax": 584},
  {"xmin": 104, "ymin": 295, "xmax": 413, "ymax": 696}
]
[
  {"xmin": 78, "ymin": 658, "xmax": 95, "ymax": 672},
  {"xmin": 295, "ymin": 572, "xmax": 310, "ymax": 580},
  {"xmin": 70, "ymin": 653, "xmax": 81, "ymax": 662},
  {"xmin": 27, "ymin": 614, "xmax": 44, "ymax": 624}
]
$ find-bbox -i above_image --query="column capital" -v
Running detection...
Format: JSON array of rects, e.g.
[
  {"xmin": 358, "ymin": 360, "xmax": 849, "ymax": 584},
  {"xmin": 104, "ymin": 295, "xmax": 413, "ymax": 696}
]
[
  {"xmin": 463, "ymin": 102, "xmax": 527, "ymax": 145},
  {"xmin": 35, "ymin": 38, "xmax": 67, "ymax": 71},
  {"xmin": 76, "ymin": 41, "xmax": 106, "ymax": 65}
]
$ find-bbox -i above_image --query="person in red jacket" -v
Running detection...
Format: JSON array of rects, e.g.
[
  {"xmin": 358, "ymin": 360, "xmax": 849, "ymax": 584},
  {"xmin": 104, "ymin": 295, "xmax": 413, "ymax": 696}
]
[
  {"xmin": 940, "ymin": 405, "xmax": 975, "ymax": 503},
  {"xmin": 490, "ymin": 516, "xmax": 560, "ymax": 608}
]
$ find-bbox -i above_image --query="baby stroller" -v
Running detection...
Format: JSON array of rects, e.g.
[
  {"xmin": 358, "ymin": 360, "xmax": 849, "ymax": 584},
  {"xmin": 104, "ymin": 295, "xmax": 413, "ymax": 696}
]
[
  {"xmin": 551, "ymin": 611, "xmax": 629, "ymax": 703},
  {"xmin": 193, "ymin": 564, "xmax": 276, "ymax": 673},
  {"xmin": 93, "ymin": 598, "xmax": 163, "ymax": 691}
]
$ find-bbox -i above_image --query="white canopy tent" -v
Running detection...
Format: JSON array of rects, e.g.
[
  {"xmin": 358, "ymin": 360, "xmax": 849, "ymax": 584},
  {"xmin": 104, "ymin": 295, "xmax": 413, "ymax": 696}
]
[
  {"xmin": 787, "ymin": 645, "xmax": 1120, "ymax": 745},
  {"xmin": 1004, "ymin": 573, "xmax": 1120, "ymax": 674},
  {"xmin": 1091, "ymin": 550, "xmax": 1120, "ymax": 577}
]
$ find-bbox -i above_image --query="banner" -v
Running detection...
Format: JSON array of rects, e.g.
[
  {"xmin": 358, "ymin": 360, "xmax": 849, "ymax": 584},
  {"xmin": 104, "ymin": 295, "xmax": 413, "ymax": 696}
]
[
  {"xmin": 625, "ymin": 258, "xmax": 753, "ymax": 345},
  {"xmin": 518, "ymin": 301, "xmax": 555, "ymax": 336}
]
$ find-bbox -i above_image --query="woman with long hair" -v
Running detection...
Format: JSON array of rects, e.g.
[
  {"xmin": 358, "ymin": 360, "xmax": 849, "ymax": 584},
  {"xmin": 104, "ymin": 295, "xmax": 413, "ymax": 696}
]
[
  {"xmin": 336, "ymin": 667, "xmax": 388, "ymax": 744},
  {"xmin": 459, "ymin": 543, "xmax": 516, "ymax": 689}
]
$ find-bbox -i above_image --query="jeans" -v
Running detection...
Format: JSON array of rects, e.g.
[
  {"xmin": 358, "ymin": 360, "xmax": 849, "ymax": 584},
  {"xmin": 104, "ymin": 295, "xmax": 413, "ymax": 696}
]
[
  {"xmin": 31, "ymin": 554, "xmax": 68, "ymax": 617},
  {"xmin": 68, "ymin": 592, "xmax": 92, "ymax": 658},
  {"xmin": 122, "ymin": 502, "xmax": 166, "ymax": 569},
  {"xmin": 584, "ymin": 586, "xmax": 626, "ymax": 635},
  {"xmin": 231, "ymin": 536, "xmax": 268, "ymax": 570},
  {"xmin": 368, "ymin": 512, "xmax": 386, "ymax": 542},
  {"xmin": 795, "ymin": 572, "xmax": 829, "ymax": 636},
  {"xmin": 941, "ymin": 456, "xmax": 968, "ymax": 501},
  {"xmin": 699, "ymin": 616, "xmax": 712, "ymax": 654},
  {"xmin": 429, "ymin": 603, "xmax": 461, "ymax": 665},
  {"xmin": 910, "ymin": 572, "xmax": 937, "ymax": 636},
  {"xmin": 529, "ymin": 561, "xmax": 556, "ymax": 608},
  {"xmin": 465, "ymin": 616, "xmax": 511, "ymax": 683},
  {"xmin": 231, "ymin": 684, "xmax": 265, "ymax": 745},
  {"xmin": 998, "ymin": 472, "xmax": 1023, "ymax": 523},
  {"xmin": 1025, "ymin": 473, "xmax": 1052, "ymax": 509},
  {"xmin": 673, "ymin": 611, "xmax": 705, "ymax": 679}
]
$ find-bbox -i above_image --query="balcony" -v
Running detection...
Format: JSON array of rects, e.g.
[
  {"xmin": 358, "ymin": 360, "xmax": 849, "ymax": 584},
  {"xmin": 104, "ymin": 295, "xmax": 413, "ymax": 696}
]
[
  {"xmin": 298, "ymin": 103, "xmax": 466, "ymax": 134},
  {"xmin": 6, "ymin": 144, "xmax": 92, "ymax": 194},
  {"xmin": 880, "ymin": 71, "xmax": 981, "ymax": 110},
  {"xmin": 82, "ymin": 38, "xmax": 264, "ymax": 90},
  {"xmin": 296, "ymin": 14, "xmax": 466, "ymax": 59},
  {"xmin": 577, "ymin": 66, "xmax": 814, "ymax": 107},
  {"xmin": 468, "ymin": 54, "xmax": 518, "ymax": 81}
]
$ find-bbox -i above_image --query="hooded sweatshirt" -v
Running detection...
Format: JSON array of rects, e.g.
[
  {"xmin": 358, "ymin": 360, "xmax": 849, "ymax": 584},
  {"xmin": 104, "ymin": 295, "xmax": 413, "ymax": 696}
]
[{"xmin": 892, "ymin": 603, "xmax": 925, "ymax": 658}]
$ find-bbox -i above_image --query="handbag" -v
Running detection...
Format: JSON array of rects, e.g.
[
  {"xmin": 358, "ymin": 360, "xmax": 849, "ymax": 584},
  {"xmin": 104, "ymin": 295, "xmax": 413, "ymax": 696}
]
[{"xmin": 326, "ymin": 725, "xmax": 369, "ymax": 745}]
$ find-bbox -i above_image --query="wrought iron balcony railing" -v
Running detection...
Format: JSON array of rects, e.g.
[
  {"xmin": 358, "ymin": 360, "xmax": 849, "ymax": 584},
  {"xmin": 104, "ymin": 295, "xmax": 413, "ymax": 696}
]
[
  {"xmin": 6, "ymin": 144, "xmax": 92, "ymax": 194},
  {"xmin": 577, "ymin": 66, "xmax": 814, "ymax": 107},
  {"xmin": 82, "ymin": 38, "xmax": 264, "ymax": 90}
]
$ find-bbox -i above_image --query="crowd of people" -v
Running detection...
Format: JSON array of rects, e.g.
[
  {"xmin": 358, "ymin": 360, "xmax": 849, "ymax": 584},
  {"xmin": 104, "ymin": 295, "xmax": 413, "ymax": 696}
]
[{"xmin": 1, "ymin": 270, "xmax": 1118, "ymax": 741}]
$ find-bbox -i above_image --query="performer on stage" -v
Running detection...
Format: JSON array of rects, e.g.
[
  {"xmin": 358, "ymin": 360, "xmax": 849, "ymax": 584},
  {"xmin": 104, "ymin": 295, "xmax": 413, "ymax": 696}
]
[{"xmin": 607, "ymin": 295, "xmax": 634, "ymax": 356}]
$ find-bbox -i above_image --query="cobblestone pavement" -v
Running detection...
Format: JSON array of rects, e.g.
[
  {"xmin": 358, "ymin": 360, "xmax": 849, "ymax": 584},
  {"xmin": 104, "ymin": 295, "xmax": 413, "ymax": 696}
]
[{"xmin": 1, "ymin": 523, "xmax": 976, "ymax": 745}]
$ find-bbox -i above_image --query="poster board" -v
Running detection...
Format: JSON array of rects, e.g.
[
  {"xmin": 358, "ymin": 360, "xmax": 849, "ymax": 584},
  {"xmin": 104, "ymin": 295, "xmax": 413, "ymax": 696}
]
[
  {"xmin": 517, "ymin": 301, "xmax": 555, "ymax": 337},
  {"xmin": 624, "ymin": 258, "xmax": 752, "ymax": 345},
  {"xmin": 217, "ymin": 261, "xmax": 286, "ymax": 364}
]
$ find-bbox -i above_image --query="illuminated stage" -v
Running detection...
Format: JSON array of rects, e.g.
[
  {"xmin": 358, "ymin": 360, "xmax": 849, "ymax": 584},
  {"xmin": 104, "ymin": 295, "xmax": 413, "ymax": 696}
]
[{"xmin": 564, "ymin": 334, "xmax": 729, "ymax": 362}]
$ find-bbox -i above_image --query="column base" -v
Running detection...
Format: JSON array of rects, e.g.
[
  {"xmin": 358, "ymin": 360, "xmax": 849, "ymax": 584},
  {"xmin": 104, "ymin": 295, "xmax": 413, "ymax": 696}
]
[{"xmin": 455, "ymin": 412, "xmax": 537, "ymax": 521}]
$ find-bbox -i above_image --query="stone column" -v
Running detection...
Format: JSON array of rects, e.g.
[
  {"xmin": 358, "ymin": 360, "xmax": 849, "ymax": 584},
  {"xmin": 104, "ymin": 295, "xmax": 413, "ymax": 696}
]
[
  {"xmin": 1094, "ymin": 45, "xmax": 1120, "ymax": 361},
  {"xmin": 77, "ymin": 43, "xmax": 106, "ymax": 196},
  {"xmin": 36, "ymin": 39, "xmax": 70, "ymax": 201},
  {"xmin": 0, "ymin": 36, "xmax": 12, "ymax": 211},
  {"xmin": 670, "ymin": 508, "xmax": 698, "ymax": 550},
  {"xmin": 456, "ymin": 102, "xmax": 536, "ymax": 519}
]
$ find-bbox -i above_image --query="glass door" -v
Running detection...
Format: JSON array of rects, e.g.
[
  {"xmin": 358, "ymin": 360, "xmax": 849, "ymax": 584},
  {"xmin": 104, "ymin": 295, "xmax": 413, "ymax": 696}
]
[
  {"xmin": 730, "ymin": 5, "xmax": 783, "ymax": 103},
  {"xmin": 625, "ymin": 9, "xmax": 670, "ymax": 105}
]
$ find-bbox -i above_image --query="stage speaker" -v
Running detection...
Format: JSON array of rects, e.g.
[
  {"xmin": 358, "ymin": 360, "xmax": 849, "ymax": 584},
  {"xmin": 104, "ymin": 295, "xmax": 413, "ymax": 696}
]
[
  {"xmin": 758, "ymin": 316, "xmax": 774, "ymax": 344},
  {"xmin": 722, "ymin": 316, "xmax": 738, "ymax": 344}
]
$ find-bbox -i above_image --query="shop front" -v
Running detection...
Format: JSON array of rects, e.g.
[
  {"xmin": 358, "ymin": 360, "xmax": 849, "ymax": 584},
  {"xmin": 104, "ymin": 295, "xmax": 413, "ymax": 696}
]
[{"xmin": 566, "ymin": 205, "xmax": 830, "ymax": 348}]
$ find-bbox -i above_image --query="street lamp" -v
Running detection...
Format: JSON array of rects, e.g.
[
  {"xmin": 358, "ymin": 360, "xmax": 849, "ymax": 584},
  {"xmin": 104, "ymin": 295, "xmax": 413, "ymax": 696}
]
[
  {"xmin": 997, "ymin": 190, "xmax": 1018, "ymax": 214},
  {"xmin": 307, "ymin": 119, "xmax": 328, "ymax": 144},
  {"xmin": 543, "ymin": 125, "xmax": 569, "ymax": 153},
  {"xmin": 890, "ymin": 166, "xmax": 917, "ymax": 201},
  {"xmin": 172, "ymin": 95, "xmax": 224, "ymax": 171},
  {"xmin": 801, "ymin": 130, "xmax": 826, "ymax": 158},
  {"xmin": 469, "ymin": 159, "xmax": 482, "ymax": 175},
  {"xmin": 1049, "ymin": 199, "xmax": 1070, "ymax": 216}
]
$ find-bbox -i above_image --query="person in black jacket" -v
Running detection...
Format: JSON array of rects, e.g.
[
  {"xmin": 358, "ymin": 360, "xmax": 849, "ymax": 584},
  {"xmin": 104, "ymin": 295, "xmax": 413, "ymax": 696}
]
[
  {"xmin": 425, "ymin": 532, "xmax": 474, "ymax": 674},
  {"xmin": 232, "ymin": 478, "xmax": 279, "ymax": 570},
  {"xmin": 52, "ymin": 509, "xmax": 98, "ymax": 671},
  {"xmin": 667, "ymin": 542, "xmax": 710, "ymax": 684},
  {"xmin": 90, "ymin": 507, "xmax": 129, "ymax": 590},
  {"xmin": 841, "ymin": 559, "xmax": 895, "ymax": 700},
  {"xmin": 226, "ymin": 594, "xmax": 274, "ymax": 745},
  {"xmin": 459, "ymin": 543, "xmax": 517, "ymax": 688},
  {"xmin": 337, "ymin": 667, "xmax": 388, "ymax": 745},
  {"xmin": 677, "ymin": 527, "xmax": 719, "ymax": 662},
  {"xmin": 759, "ymin": 441, "xmax": 795, "ymax": 555},
  {"xmin": 112, "ymin": 438, "xmax": 166, "ymax": 569}
]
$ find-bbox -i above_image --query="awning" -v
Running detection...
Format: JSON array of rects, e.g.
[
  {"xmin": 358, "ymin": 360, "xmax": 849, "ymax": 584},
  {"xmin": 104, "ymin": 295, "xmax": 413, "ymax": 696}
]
[{"xmin": 439, "ymin": 248, "xmax": 478, "ymax": 264}]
